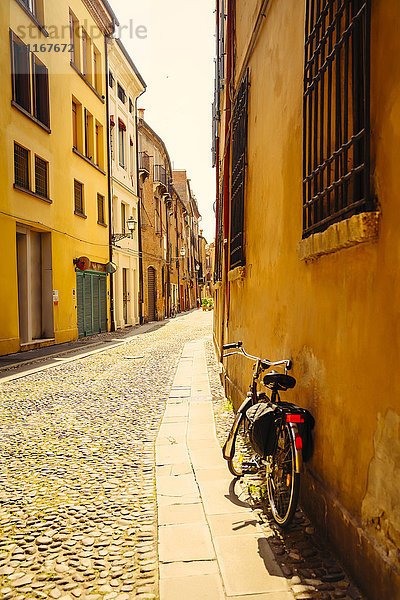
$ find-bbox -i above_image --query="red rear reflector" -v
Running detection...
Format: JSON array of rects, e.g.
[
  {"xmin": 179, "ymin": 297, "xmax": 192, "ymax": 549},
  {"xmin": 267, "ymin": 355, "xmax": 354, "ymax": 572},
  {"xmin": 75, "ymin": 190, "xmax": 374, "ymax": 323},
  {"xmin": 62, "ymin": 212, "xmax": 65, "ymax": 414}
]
[
  {"xmin": 286, "ymin": 414, "xmax": 304, "ymax": 423},
  {"xmin": 295, "ymin": 435, "xmax": 303, "ymax": 450}
]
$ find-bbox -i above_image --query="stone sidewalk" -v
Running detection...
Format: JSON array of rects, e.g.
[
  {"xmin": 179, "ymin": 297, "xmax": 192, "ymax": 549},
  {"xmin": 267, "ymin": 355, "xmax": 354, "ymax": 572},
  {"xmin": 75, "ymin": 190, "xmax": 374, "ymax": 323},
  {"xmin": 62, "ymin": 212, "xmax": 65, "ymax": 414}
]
[{"xmin": 155, "ymin": 340, "xmax": 294, "ymax": 600}]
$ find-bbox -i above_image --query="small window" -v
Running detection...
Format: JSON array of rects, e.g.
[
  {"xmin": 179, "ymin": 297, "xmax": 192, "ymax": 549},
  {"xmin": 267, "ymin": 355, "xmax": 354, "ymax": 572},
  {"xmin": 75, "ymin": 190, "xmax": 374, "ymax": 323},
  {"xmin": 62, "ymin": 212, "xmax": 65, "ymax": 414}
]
[
  {"xmin": 74, "ymin": 179, "xmax": 84, "ymax": 215},
  {"xmin": 129, "ymin": 98, "xmax": 134, "ymax": 114},
  {"xmin": 93, "ymin": 47, "xmax": 101, "ymax": 93},
  {"xmin": 121, "ymin": 202, "xmax": 126, "ymax": 233},
  {"xmin": 72, "ymin": 101, "xmax": 77, "ymax": 149},
  {"xmin": 117, "ymin": 83, "xmax": 126, "ymax": 104},
  {"xmin": 97, "ymin": 193, "xmax": 105, "ymax": 224},
  {"xmin": 10, "ymin": 32, "xmax": 31, "ymax": 114},
  {"xmin": 82, "ymin": 30, "xmax": 88, "ymax": 77},
  {"xmin": 109, "ymin": 70, "xmax": 115, "ymax": 88},
  {"xmin": 35, "ymin": 155, "xmax": 48, "ymax": 198},
  {"xmin": 69, "ymin": 11, "xmax": 80, "ymax": 68},
  {"xmin": 32, "ymin": 54, "xmax": 49, "ymax": 127},
  {"xmin": 14, "ymin": 143, "xmax": 29, "ymax": 189},
  {"xmin": 118, "ymin": 119, "xmax": 126, "ymax": 168},
  {"xmin": 84, "ymin": 109, "xmax": 94, "ymax": 160}
]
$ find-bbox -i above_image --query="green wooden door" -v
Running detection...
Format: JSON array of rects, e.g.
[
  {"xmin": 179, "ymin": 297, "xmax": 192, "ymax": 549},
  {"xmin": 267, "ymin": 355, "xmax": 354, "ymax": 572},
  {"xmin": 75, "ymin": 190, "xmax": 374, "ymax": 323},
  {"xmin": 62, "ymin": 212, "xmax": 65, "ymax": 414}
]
[{"xmin": 76, "ymin": 271, "xmax": 107, "ymax": 337}]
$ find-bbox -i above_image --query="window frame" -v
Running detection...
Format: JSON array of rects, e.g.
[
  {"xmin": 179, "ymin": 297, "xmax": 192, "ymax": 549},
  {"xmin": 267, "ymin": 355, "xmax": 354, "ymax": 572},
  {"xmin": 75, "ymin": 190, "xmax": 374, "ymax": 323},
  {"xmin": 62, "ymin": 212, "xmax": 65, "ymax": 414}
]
[
  {"xmin": 32, "ymin": 53, "xmax": 50, "ymax": 128},
  {"xmin": 74, "ymin": 179, "xmax": 85, "ymax": 216},
  {"xmin": 302, "ymin": 0, "xmax": 372, "ymax": 238},
  {"xmin": 34, "ymin": 154, "xmax": 48, "ymax": 198},
  {"xmin": 97, "ymin": 193, "xmax": 106, "ymax": 225},
  {"xmin": 14, "ymin": 142, "xmax": 30, "ymax": 190}
]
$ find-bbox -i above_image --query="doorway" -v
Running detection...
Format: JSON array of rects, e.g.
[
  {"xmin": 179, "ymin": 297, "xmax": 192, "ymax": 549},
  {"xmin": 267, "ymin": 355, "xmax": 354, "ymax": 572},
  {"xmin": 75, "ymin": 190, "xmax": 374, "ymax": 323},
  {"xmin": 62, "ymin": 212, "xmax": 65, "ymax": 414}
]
[
  {"xmin": 147, "ymin": 267, "xmax": 156, "ymax": 321},
  {"xmin": 122, "ymin": 267, "xmax": 128, "ymax": 324}
]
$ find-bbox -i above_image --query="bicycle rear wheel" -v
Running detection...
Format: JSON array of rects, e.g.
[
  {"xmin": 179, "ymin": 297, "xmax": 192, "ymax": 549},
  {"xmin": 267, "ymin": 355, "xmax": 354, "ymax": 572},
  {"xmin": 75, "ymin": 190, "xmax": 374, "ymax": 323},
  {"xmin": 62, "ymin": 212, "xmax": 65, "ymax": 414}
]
[
  {"xmin": 267, "ymin": 423, "xmax": 300, "ymax": 527},
  {"xmin": 227, "ymin": 416, "xmax": 254, "ymax": 477}
]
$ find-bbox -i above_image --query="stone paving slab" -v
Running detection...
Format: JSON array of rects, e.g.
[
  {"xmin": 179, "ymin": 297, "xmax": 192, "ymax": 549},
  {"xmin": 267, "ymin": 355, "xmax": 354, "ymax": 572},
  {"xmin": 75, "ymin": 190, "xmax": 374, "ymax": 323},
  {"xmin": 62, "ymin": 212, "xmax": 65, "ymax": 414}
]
[{"xmin": 156, "ymin": 339, "xmax": 294, "ymax": 600}]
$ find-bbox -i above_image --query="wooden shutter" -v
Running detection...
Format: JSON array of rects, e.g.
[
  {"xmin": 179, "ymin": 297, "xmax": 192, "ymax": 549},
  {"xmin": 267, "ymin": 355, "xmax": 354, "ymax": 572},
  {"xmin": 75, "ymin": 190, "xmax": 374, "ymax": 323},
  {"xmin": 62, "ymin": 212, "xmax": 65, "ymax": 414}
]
[
  {"xmin": 84, "ymin": 274, "xmax": 92, "ymax": 336},
  {"xmin": 76, "ymin": 271, "xmax": 84, "ymax": 337},
  {"xmin": 33, "ymin": 56, "xmax": 50, "ymax": 127},
  {"xmin": 99, "ymin": 275, "xmax": 107, "ymax": 332},
  {"xmin": 92, "ymin": 275, "xmax": 100, "ymax": 333}
]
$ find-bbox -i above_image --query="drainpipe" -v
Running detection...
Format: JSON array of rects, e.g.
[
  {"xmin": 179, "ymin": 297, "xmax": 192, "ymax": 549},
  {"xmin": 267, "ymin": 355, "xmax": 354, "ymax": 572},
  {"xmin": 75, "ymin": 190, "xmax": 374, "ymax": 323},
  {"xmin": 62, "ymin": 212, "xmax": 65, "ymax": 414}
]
[
  {"xmin": 135, "ymin": 96, "xmax": 145, "ymax": 325},
  {"xmin": 104, "ymin": 34, "xmax": 115, "ymax": 332}
]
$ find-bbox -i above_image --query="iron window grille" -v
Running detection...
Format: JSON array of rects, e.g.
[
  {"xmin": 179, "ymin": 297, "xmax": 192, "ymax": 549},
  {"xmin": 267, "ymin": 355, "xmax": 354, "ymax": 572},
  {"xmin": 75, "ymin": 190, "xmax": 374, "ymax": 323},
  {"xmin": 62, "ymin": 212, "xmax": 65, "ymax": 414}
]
[
  {"xmin": 35, "ymin": 155, "xmax": 48, "ymax": 198},
  {"xmin": 74, "ymin": 180, "xmax": 84, "ymax": 215},
  {"xmin": 229, "ymin": 69, "xmax": 249, "ymax": 270},
  {"xmin": 14, "ymin": 143, "xmax": 29, "ymax": 189},
  {"xmin": 303, "ymin": 0, "xmax": 371, "ymax": 238},
  {"xmin": 97, "ymin": 193, "xmax": 105, "ymax": 224}
]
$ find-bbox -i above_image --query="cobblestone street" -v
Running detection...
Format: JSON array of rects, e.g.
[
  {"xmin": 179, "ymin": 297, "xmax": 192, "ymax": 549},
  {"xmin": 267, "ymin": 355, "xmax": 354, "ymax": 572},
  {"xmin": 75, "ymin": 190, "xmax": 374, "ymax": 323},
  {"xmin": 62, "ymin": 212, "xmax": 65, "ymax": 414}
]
[
  {"xmin": 0, "ymin": 312, "xmax": 212, "ymax": 600},
  {"xmin": 0, "ymin": 311, "xmax": 365, "ymax": 600}
]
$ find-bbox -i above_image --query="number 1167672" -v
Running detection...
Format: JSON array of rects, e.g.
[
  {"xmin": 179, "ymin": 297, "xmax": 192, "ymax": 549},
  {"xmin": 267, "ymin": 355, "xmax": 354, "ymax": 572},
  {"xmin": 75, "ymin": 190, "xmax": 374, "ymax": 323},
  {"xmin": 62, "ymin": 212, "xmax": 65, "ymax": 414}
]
[{"xmin": 27, "ymin": 43, "xmax": 74, "ymax": 53}]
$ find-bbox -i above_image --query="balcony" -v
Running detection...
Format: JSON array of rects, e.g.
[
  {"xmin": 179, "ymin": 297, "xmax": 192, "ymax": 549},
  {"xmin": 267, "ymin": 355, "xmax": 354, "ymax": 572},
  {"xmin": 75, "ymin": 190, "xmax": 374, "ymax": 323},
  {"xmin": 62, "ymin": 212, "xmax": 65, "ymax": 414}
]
[
  {"xmin": 153, "ymin": 164, "xmax": 169, "ymax": 196},
  {"xmin": 139, "ymin": 151, "xmax": 150, "ymax": 182}
]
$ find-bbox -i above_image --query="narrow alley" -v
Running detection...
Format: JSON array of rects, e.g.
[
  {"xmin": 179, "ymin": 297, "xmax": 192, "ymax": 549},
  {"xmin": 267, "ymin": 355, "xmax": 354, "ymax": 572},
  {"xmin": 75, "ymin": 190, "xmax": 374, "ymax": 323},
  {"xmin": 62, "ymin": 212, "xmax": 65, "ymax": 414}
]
[{"xmin": 0, "ymin": 312, "xmax": 364, "ymax": 600}]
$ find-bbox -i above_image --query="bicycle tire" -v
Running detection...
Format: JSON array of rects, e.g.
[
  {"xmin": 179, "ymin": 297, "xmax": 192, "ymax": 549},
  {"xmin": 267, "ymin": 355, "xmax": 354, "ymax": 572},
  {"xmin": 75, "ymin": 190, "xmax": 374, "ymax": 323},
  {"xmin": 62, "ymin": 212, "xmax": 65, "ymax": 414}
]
[
  {"xmin": 267, "ymin": 423, "xmax": 300, "ymax": 527},
  {"xmin": 227, "ymin": 415, "xmax": 254, "ymax": 477}
]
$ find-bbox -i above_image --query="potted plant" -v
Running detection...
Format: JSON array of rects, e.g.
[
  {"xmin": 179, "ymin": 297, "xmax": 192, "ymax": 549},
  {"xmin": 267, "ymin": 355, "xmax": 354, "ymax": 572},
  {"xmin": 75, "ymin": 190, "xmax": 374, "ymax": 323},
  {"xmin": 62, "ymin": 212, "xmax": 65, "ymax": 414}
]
[
  {"xmin": 201, "ymin": 298, "xmax": 209, "ymax": 311},
  {"xmin": 207, "ymin": 297, "xmax": 214, "ymax": 310}
]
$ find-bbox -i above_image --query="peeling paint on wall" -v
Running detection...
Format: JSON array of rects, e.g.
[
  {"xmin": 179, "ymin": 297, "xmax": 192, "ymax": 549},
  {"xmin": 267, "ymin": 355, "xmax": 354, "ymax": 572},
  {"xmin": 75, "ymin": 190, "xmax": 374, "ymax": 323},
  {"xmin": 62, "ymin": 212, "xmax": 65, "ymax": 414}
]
[{"xmin": 361, "ymin": 410, "xmax": 400, "ymax": 569}]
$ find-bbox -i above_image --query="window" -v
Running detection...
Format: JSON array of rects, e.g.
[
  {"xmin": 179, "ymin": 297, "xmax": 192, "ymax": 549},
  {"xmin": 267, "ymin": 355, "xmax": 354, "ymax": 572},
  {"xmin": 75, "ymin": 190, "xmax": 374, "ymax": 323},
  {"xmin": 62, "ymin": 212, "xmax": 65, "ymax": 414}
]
[
  {"xmin": 93, "ymin": 46, "xmax": 101, "ymax": 93},
  {"xmin": 74, "ymin": 180, "xmax": 84, "ymax": 215},
  {"xmin": 72, "ymin": 101, "xmax": 77, "ymax": 149},
  {"xmin": 129, "ymin": 98, "xmax": 134, "ymax": 114},
  {"xmin": 97, "ymin": 193, "xmax": 105, "ymax": 224},
  {"xmin": 117, "ymin": 83, "xmax": 126, "ymax": 104},
  {"xmin": 118, "ymin": 119, "xmax": 126, "ymax": 168},
  {"xmin": 32, "ymin": 54, "xmax": 49, "ymax": 127},
  {"xmin": 84, "ymin": 109, "xmax": 94, "ymax": 160},
  {"xmin": 109, "ymin": 70, "xmax": 115, "ymax": 89},
  {"xmin": 14, "ymin": 143, "xmax": 29, "ymax": 189},
  {"xmin": 229, "ymin": 71, "xmax": 248, "ymax": 269},
  {"xmin": 69, "ymin": 11, "xmax": 79, "ymax": 68},
  {"xmin": 303, "ymin": 0, "xmax": 371, "ymax": 237},
  {"xmin": 81, "ymin": 30, "xmax": 90, "ymax": 79},
  {"xmin": 35, "ymin": 155, "xmax": 48, "ymax": 198},
  {"xmin": 10, "ymin": 32, "xmax": 31, "ymax": 114},
  {"xmin": 10, "ymin": 31, "xmax": 50, "ymax": 128},
  {"xmin": 121, "ymin": 202, "xmax": 126, "ymax": 234}
]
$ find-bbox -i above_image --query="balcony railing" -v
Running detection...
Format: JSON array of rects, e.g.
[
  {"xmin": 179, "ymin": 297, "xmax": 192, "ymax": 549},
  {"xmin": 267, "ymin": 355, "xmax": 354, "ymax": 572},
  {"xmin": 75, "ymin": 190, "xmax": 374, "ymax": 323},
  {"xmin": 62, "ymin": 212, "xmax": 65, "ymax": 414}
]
[
  {"xmin": 153, "ymin": 164, "xmax": 167, "ymax": 187},
  {"xmin": 139, "ymin": 151, "xmax": 150, "ymax": 173}
]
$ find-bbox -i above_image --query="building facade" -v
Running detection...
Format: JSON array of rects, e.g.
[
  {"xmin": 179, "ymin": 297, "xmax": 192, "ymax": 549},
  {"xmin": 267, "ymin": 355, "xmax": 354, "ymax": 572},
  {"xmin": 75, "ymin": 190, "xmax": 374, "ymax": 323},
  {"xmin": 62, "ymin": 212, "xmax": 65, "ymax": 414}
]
[
  {"xmin": 213, "ymin": 1, "xmax": 400, "ymax": 599},
  {"xmin": 137, "ymin": 114, "xmax": 172, "ymax": 322},
  {"xmin": 108, "ymin": 38, "xmax": 145, "ymax": 330},
  {"xmin": 0, "ymin": 0, "xmax": 116, "ymax": 355}
]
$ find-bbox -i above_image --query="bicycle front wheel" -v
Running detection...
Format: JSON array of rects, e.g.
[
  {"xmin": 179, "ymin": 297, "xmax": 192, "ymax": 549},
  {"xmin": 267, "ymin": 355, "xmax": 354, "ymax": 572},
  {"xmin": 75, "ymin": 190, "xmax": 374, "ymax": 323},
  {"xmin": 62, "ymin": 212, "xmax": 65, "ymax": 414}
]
[
  {"xmin": 227, "ymin": 416, "xmax": 254, "ymax": 477},
  {"xmin": 267, "ymin": 424, "xmax": 300, "ymax": 527}
]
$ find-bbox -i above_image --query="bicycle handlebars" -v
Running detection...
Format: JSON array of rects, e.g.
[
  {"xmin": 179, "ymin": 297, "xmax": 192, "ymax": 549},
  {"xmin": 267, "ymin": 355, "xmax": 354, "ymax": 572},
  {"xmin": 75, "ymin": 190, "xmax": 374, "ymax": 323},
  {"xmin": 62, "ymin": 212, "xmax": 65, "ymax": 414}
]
[{"xmin": 222, "ymin": 341, "xmax": 292, "ymax": 372}]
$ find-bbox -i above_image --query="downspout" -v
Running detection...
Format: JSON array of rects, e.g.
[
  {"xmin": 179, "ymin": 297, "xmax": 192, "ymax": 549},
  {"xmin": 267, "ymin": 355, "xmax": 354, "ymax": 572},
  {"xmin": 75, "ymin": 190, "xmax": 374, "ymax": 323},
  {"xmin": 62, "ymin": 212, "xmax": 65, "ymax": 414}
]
[
  {"xmin": 104, "ymin": 34, "xmax": 115, "ymax": 331},
  {"xmin": 135, "ymin": 97, "xmax": 145, "ymax": 325}
]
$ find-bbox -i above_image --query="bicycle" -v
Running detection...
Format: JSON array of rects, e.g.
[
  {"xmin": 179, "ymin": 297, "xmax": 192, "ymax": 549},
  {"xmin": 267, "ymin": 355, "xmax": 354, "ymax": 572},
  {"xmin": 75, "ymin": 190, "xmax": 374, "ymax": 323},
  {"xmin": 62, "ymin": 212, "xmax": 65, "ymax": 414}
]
[{"xmin": 221, "ymin": 341, "xmax": 314, "ymax": 528}]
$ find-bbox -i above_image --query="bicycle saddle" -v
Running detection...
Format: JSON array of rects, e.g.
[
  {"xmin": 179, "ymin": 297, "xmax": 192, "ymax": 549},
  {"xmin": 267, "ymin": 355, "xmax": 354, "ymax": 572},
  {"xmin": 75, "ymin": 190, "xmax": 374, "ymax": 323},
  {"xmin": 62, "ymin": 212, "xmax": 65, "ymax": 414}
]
[{"xmin": 263, "ymin": 370, "xmax": 296, "ymax": 390}]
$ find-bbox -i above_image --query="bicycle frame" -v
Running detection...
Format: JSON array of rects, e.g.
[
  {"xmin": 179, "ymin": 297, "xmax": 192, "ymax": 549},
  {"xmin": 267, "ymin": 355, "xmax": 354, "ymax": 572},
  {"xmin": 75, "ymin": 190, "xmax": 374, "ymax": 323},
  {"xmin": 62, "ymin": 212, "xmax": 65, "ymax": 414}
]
[{"xmin": 222, "ymin": 344, "xmax": 303, "ymax": 474}]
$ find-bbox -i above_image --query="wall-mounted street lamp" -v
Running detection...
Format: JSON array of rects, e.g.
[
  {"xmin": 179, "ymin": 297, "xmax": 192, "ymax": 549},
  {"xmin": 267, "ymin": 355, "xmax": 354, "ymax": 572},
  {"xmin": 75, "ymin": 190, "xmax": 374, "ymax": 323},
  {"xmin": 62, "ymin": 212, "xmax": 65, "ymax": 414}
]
[
  {"xmin": 180, "ymin": 247, "xmax": 186, "ymax": 257},
  {"xmin": 112, "ymin": 216, "xmax": 137, "ymax": 243}
]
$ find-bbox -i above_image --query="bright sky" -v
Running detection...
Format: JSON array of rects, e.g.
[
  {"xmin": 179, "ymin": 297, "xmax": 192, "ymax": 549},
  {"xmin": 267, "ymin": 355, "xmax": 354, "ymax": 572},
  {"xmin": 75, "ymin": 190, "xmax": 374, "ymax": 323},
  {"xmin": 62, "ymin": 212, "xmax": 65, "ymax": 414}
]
[{"xmin": 111, "ymin": 0, "xmax": 216, "ymax": 243}]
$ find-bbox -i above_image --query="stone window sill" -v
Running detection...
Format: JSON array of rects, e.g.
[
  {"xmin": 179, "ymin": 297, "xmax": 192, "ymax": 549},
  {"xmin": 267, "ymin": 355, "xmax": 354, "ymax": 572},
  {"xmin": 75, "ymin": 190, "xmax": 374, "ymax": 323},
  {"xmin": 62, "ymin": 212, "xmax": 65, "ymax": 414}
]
[
  {"xmin": 72, "ymin": 148, "xmax": 106, "ymax": 175},
  {"xmin": 74, "ymin": 210, "xmax": 87, "ymax": 219},
  {"xmin": 11, "ymin": 101, "xmax": 51, "ymax": 133},
  {"xmin": 70, "ymin": 61, "xmax": 104, "ymax": 102},
  {"xmin": 297, "ymin": 212, "xmax": 380, "ymax": 262},
  {"xmin": 13, "ymin": 0, "xmax": 49, "ymax": 36},
  {"xmin": 228, "ymin": 265, "xmax": 246, "ymax": 282},
  {"xmin": 13, "ymin": 184, "xmax": 52, "ymax": 204}
]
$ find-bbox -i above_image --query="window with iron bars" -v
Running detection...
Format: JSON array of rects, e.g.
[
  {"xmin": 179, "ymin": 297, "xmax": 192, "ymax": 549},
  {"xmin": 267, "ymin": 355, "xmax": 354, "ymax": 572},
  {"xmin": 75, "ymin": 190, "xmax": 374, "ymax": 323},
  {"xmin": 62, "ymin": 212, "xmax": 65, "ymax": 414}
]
[
  {"xmin": 303, "ymin": 0, "xmax": 371, "ymax": 238},
  {"xmin": 74, "ymin": 179, "xmax": 84, "ymax": 215},
  {"xmin": 229, "ymin": 70, "xmax": 249, "ymax": 270},
  {"xmin": 35, "ymin": 155, "xmax": 48, "ymax": 198},
  {"xmin": 14, "ymin": 143, "xmax": 29, "ymax": 190}
]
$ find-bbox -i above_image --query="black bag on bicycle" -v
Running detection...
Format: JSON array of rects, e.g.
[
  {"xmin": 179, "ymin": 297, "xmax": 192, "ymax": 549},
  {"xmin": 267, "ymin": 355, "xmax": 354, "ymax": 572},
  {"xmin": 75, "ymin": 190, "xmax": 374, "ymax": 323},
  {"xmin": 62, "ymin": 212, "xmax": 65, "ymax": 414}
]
[{"xmin": 246, "ymin": 402, "xmax": 280, "ymax": 458}]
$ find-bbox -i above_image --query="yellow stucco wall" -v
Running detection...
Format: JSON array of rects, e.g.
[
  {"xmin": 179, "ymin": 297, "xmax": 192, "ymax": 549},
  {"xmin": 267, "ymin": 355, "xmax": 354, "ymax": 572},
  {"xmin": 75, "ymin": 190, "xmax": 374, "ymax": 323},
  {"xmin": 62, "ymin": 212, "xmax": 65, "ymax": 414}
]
[
  {"xmin": 0, "ymin": 0, "xmax": 111, "ymax": 354},
  {"xmin": 215, "ymin": 0, "xmax": 400, "ymax": 597}
]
